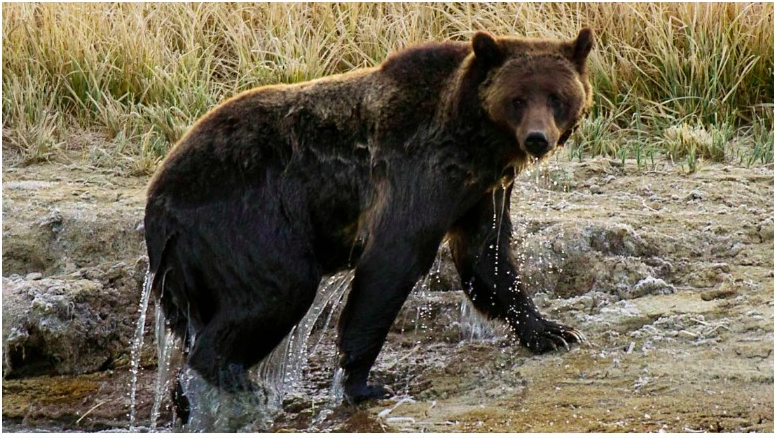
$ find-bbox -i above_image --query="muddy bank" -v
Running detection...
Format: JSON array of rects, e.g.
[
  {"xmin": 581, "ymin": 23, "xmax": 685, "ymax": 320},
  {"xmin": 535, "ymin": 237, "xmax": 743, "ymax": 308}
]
[{"xmin": 2, "ymin": 157, "xmax": 773, "ymax": 432}]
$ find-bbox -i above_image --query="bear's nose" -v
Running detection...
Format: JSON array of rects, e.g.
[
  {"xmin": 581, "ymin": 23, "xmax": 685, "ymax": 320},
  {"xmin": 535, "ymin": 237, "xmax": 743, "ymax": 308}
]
[{"xmin": 524, "ymin": 132, "xmax": 550, "ymax": 157}]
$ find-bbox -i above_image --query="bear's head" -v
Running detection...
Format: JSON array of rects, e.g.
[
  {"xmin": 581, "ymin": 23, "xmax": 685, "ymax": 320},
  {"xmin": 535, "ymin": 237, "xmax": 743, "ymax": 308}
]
[{"xmin": 474, "ymin": 29, "xmax": 594, "ymax": 160}]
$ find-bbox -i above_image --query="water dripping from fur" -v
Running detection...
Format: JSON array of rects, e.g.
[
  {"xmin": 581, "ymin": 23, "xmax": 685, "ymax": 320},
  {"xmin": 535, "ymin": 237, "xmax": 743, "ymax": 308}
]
[
  {"xmin": 253, "ymin": 270, "xmax": 354, "ymax": 408},
  {"xmin": 150, "ymin": 296, "xmax": 181, "ymax": 430},
  {"xmin": 128, "ymin": 270, "xmax": 154, "ymax": 430},
  {"xmin": 138, "ymin": 271, "xmax": 355, "ymax": 431}
]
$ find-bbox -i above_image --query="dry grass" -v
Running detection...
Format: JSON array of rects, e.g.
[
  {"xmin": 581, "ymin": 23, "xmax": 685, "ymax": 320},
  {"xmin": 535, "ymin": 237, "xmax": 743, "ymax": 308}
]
[{"xmin": 2, "ymin": 3, "xmax": 773, "ymax": 173}]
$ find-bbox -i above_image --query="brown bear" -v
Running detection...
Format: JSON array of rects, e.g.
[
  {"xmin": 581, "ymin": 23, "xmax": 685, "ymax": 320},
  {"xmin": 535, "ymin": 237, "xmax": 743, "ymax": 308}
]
[{"xmin": 144, "ymin": 28, "xmax": 594, "ymax": 412}]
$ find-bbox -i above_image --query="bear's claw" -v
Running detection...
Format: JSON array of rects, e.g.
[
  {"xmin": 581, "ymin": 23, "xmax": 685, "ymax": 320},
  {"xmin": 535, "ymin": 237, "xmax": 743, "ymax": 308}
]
[
  {"xmin": 547, "ymin": 332, "xmax": 570, "ymax": 351},
  {"xmin": 518, "ymin": 317, "xmax": 585, "ymax": 354}
]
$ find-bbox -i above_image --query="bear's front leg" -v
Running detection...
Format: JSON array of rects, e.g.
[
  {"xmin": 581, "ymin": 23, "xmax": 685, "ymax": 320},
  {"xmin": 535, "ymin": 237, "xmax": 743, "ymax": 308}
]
[
  {"xmin": 337, "ymin": 216, "xmax": 446, "ymax": 404},
  {"xmin": 448, "ymin": 185, "xmax": 584, "ymax": 353}
]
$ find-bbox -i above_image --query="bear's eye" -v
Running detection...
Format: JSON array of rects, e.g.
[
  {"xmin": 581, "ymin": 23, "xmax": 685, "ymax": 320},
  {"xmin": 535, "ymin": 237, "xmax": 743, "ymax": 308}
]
[
  {"xmin": 512, "ymin": 97, "xmax": 526, "ymax": 110},
  {"xmin": 548, "ymin": 93, "xmax": 562, "ymax": 108},
  {"xmin": 548, "ymin": 93, "xmax": 566, "ymax": 120}
]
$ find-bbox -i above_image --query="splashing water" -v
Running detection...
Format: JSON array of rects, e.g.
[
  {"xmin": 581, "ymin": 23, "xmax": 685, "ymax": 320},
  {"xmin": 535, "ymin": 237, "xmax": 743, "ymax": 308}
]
[
  {"xmin": 128, "ymin": 270, "xmax": 154, "ymax": 429},
  {"xmin": 309, "ymin": 273, "xmax": 353, "ymax": 358},
  {"xmin": 532, "ymin": 156, "xmax": 541, "ymax": 185},
  {"xmin": 150, "ymin": 296, "xmax": 180, "ymax": 429},
  {"xmin": 330, "ymin": 366, "xmax": 345, "ymax": 406},
  {"xmin": 252, "ymin": 271, "xmax": 355, "ymax": 411},
  {"xmin": 178, "ymin": 271, "xmax": 354, "ymax": 431},
  {"xmin": 459, "ymin": 299, "xmax": 502, "ymax": 342},
  {"xmin": 178, "ymin": 363, "xmax": 274, "ymax": 432},
  {"xmin": 131, "ymin": 270, "xmax": 355, "ymax": 431},
  {"xmin": 412, "ymin": 277, "xmax": 431, "ymax": 335}
]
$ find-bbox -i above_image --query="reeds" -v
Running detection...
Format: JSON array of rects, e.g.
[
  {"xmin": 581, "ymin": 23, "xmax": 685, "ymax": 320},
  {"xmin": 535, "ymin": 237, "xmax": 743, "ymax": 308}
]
[{"xmin": 2, "ymin": 3, "xmax": 773, "ymax": 172}]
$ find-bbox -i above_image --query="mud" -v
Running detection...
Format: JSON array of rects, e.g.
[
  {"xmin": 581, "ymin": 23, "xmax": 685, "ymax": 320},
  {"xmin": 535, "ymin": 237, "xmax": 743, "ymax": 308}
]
[{"xmin": 2, "ymin": 156, "xmax": 773, "ymax": 432}]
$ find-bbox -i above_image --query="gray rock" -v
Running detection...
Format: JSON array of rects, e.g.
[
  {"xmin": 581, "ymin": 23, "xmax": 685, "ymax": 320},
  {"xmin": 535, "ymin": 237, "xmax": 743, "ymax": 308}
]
[
  {"xmin": 25, "ymin": 272, "xmax": 43, "ymax": 281},
  {"xmin": 758, "ymin": 218, "xmax": 774, "ymax": 242},
  {"xmin": 628, "ymin": 276, "xmax": 676, "ymax": 299},
  {"xmin": 2, "ymin": 262, "xmax": 152, "ymax": 378},
  {"xmin": 686, "ymin": 189, "xmax": 704, "ymax": 201}
]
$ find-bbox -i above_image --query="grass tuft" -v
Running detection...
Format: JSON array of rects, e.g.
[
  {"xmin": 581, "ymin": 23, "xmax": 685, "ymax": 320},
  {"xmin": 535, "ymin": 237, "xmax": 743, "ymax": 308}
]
[{"xmin": 2, "ymin": 3, "xmax": 773, "ymax": 172}]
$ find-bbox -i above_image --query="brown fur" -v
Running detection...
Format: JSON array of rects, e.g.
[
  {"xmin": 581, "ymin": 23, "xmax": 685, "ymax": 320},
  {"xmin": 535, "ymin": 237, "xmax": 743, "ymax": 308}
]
[{"xmin": 144, "ymin": 29, "xmax": 595, "ymax": 411}]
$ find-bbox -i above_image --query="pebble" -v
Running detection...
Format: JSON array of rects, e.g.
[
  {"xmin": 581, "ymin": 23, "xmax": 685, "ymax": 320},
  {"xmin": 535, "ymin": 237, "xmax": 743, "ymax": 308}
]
[
  {"xmin": 700, "ymin": 288, "xmax": 737, "ymax": 301},
  {"xmin": 590, "ymin": 185, "xmax": 603, "ymax": 194},
  {"xmin": 757, "ymin": 218, "xmax": 773, "ymax": 242},
  {"xmin": 686, "ymin": 189, "xmax": 704, "ymax": 201},
  {"xmin": 25, "ymin": 272, "xmax": 43, "ymax": 281}
]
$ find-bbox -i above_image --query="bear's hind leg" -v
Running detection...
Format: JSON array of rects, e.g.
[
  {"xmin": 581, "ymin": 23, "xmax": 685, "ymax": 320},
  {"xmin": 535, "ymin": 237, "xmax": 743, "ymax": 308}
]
[
  {"xmin": 176, "ymin": 250, "xmax": 322, "ymax": 429},
  {"xmin": 185, "ymin": 269, "xmax": 322, "ymax": 388}
]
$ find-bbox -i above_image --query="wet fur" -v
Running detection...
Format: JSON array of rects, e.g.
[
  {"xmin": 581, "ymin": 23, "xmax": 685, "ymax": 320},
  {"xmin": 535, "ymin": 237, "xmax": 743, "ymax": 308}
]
[{"xmin": 145, "ymin": 30, "xmax": 593, "ymax": 404}]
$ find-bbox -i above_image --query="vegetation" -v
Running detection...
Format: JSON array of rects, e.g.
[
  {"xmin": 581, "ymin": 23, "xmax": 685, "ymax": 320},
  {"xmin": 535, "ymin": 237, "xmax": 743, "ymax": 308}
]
[{"xmin": 2, "ymin": 2, "xmax": 773, "ymax": 173}]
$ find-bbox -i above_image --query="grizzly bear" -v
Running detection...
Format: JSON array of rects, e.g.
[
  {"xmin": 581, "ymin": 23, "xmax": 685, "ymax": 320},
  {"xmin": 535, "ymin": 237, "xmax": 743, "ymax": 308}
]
[{"xmin": 144, "ymin": 29, "xmax": 594, "ymax": 409}]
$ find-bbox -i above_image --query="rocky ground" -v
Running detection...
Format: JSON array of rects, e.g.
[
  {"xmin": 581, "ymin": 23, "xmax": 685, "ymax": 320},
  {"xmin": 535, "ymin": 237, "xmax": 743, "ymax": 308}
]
[{"xmin": 2, "ymin": 155, "xmax": 774, "ymax": 432}]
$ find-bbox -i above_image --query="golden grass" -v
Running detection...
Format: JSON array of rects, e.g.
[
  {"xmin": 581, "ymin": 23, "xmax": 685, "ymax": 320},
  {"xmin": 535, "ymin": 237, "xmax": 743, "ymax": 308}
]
[{"xmin": 2, "ymin": 2, "xmax": 773, "ymax": 172}]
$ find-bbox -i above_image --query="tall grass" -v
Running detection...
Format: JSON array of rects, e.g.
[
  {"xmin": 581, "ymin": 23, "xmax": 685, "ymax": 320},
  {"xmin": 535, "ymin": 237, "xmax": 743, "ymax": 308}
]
[{"xmin": 2, "ymin": 3, "xmax": 773, "ymax": 172}]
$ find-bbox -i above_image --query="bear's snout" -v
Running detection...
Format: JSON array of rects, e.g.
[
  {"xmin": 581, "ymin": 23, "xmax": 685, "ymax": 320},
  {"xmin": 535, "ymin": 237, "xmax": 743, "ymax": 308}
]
[{"xmin": 524, "ymin": 131, "xmax": 550, "ymax": 157}]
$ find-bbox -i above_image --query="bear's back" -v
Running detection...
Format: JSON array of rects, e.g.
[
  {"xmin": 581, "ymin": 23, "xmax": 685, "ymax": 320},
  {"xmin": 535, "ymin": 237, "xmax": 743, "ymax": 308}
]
[
  {"xmin": 147, "ymin": 40, "xmax": 475, "ymax": 205},
  {"xmin": 147, "ymin": 70, "xmax": 379, "ymax": 200}
]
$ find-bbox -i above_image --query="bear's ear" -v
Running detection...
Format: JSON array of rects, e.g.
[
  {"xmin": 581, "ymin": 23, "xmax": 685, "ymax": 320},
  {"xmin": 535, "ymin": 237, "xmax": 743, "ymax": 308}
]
[
  {"xmin": 472, "ymin": 31, "xmax": 503, "ymax": 66},
  {"xmin": 569, "ymin": 28, "xmax": 594, "ymax": 71}
]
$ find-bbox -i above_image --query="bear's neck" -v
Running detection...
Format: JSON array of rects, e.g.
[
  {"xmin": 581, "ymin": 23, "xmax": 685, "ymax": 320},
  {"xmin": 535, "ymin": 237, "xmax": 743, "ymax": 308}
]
[
  {"xmin": 362, "ymin": 43, "xmax": 523, "ymax": 182},
  {"xmin": 436, "ymin": 55, "xmax": 527, "ymax": 180}
]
